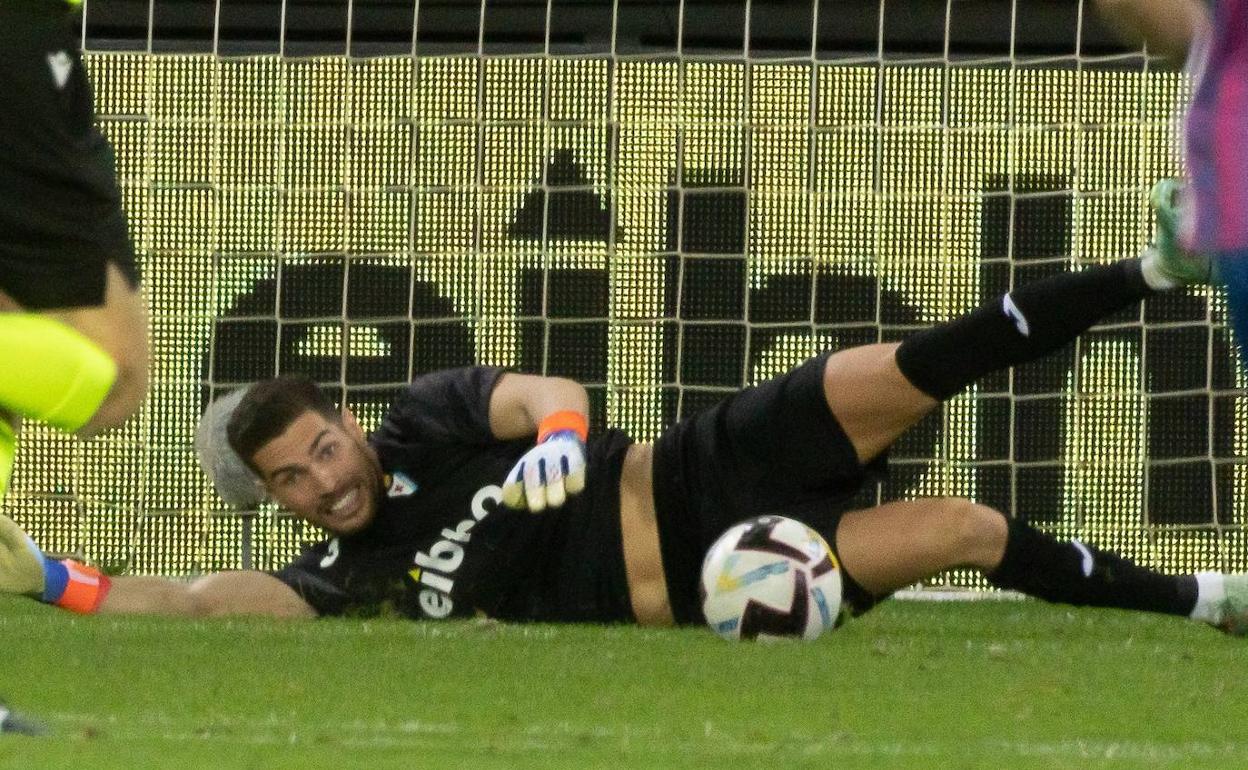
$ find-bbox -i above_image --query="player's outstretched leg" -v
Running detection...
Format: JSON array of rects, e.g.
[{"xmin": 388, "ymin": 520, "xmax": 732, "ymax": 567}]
[
  {"xmin": 0, "ymin": 3, "xmax": 150, "ymax": 499},
  {"xmin": 984, "ymin": 512, "xmax": 1248, "ymax": 635},
  {"xmin": 0, "ymin": 265, "xmax": 148, "ymax": 499},
  {"xmin": 983, "ymin": 514, "xmax": 1197, "ymax": 618},
  {"xmin": 828, "ymin": 184, "xmax": 1210, "ymax": 463},
  {"xmin": 827, "ymin": 258, "xmax": 1184, "ymax": 463},
  {"xmin": 835, "ymin": 497, "xmax": 1241, "ymax": 634}
]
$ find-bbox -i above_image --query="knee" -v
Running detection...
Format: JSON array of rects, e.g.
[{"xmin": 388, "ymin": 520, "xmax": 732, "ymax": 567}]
[
  {"xmin": 934, "ymin": 497, "xmax": 1008, "ymax": 570},
  {"xmin": 1091, "ymin": 0, "xmax": 1130, "ymax": 16},
  {"xmin": 1091, "ymin": 0, "xmax": 1151, "ymax": 24},
  {"xmin": 110, "ymin": 351, "xmax": 149, "ymax": 423},
  {"xmin": 78, "ymin": 340, "xmax": 149, "ymax": 437}
]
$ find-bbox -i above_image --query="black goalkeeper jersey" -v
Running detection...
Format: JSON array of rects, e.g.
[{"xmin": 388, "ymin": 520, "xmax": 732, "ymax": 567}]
[{"xmin": 272, "ymin": 367, "xmax": 636, "ymax": 623}]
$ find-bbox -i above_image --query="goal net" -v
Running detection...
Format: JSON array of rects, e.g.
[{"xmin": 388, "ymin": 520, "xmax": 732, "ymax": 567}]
[{"xmin": 11, "ymin": 0, "xmax": 1243, "ymax": 590}]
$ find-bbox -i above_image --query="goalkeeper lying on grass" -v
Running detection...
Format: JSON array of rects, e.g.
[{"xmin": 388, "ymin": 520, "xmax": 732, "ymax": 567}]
[{"xmin": 4, "ymin": 190, "xmax": 1248, "ymax": 634}]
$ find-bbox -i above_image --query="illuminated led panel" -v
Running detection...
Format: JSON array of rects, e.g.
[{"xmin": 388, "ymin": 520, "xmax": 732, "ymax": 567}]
[
  {"xmin": 8, "ymin": 424, "xmax": 77, "ymax": 510},
  {"xmin": 149, "ymin": 55, "xmax": 215, "ymax": 123},
  {"xmin": 17, "ymin": 55, "xmax": 1229, "ymax": 584},
  {"xmin": 352, "ymin": 58, "xmax": 413, "ymax": 124},
  {"xmin": 80, "ymin": 503, "xmax": 139, "ymax": 574},
  {"xmin": 218, "ymin": 190, "xmax": 280, "ymax": 254},
  {"xmin": 149, "ymin": 188, "xmax": 215, "ymax": 255},
  {"xmin": 816, "ymin": 65, "xmax": 875, "ymax": 129},
  {"xmin": 152, "ymin": 122, "xmax": 212, "ymax": 187},
  {"xmin": 130, "ymin": 513, "xmax": 202, "ymax": 575},
  {"xmin": 350, "ymin": 126, "xmax": 413, "ymax": 190},
  {"xmin": 485, "ymin": 59, "xmax": 544, "ymax": 123},
  {"xmin": 8, "ymin": 497, "xmax": 79, "ymax": 559},
  {"xmin": 99, "ymin": 121, "xmax": 149, "ymax": 187},
  {"xmin": 84, "ymin": 53, "xmax": 148, "ymax": 118},
  {"xmin": 219, "ymin": 57, "xmax": 282, "ymax": 124},
  {"xmin": 283, "ymin": 190, "xmax": 346, "ymax": 253},
  {"xmin": 202, "ymin": 514, "xmax": 247, "ymax": 572},
  {"xmin": 551, "ymin": 59, "xmax": 608, "ymax": 123},
  {"xmin": 416, "ymin": 58, "xmax": 478, "ymax": 123},
  {"xmin": 218, "ymin": 123, "xmax": 280, "ymax": 188},
  {"xmin": 283, "ymin": 124, "xmax": 348, "ymax": 189},
  {"xmin": 286, "ymin": 59, "xmax": 348, "ymax": 124}
]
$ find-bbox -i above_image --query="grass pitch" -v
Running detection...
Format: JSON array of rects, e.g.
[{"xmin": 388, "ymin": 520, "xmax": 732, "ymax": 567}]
[{"xmin": 1, "ymin": 597, "xmax": 1247, "ymax": 769}]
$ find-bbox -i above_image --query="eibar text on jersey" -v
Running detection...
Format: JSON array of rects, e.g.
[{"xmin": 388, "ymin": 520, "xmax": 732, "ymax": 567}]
[{"xmin": 413, "ymin": 484, "xmax": 503, "ymax": 618}]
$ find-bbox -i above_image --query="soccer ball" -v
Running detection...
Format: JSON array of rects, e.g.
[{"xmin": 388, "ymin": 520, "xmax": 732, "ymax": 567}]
[{"xmin": 700, "ymin": 515, "xmax": 843, "ymax": 641}]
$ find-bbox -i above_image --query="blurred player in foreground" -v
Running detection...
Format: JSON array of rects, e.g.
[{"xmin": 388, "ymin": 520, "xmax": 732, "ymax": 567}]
[
  {"xmin": 4, "ymin": 220, "xmax": 1248, "ymax": 634},
  {"xmin": 1096, "ymin": 0, "xmax": 1248, "ymax": 343},
  {"xmin": 0, "ymin": 1, "xmax": 150, "ymax": 499}
]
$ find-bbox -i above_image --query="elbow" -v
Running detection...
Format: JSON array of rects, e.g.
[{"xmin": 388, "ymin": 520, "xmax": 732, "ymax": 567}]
[
  {"xmin": 556, "ymin": 377, "xmax": 590, "ymax": 411},
  {"xmin": 183, "ymin": 582, "xmax": 216, "ymax": 618},
  {"xmin": 541, "ymin": 376, "xmax": 585, "ymax": 399},
  {"xmin": 527, "ymin": 377, "xmax": 589, "ymax": 428},
  {"xmin": 184, "ymin": 576, "xmax": 249, "ymax": 618},
  {"xmin": 183, "ymin": 573, "xmax": 318, "ymax": 620}
]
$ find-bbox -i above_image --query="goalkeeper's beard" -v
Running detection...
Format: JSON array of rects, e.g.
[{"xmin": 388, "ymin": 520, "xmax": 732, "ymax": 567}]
[
  {"xmin": 305, "ymin": 439, "xmax": 384, "ymax": 536},
  {"xmin": 318, "ymin": 483, "xmax": 373, "ymax": 535}
]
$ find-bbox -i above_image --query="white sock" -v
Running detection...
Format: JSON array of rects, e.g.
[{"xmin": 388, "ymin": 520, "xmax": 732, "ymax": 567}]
[
  {"xmin": 1139, "ymin": 248, "xmax": 1180, "ymax": 291},
  {"xmin": 1189, "ymin": 572, "xmax": 1227, "ymax": 624}
]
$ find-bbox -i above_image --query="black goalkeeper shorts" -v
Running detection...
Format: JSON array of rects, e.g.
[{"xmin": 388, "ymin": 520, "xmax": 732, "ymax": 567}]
[
  {"xmin": 651, "ymin": 351, "xmax": 888, "ymax": 625},
  {"xmin": 0, "ymin": 0, "xmax": 139, "ymax": 310}
]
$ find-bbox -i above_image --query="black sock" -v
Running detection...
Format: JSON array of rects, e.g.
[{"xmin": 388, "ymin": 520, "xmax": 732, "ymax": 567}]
[
  {"xmin": 986, "ymin": 516, "xmax": 1197, "ymax": 617},
  {"xmin": 895, "ymin": 259, "xmax": 1153, "ymax": 400}
]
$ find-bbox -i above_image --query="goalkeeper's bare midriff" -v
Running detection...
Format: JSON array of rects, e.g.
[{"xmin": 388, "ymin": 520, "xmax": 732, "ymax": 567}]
[{"xmin": 618, "ymin": 443, "xmax": 674, "ymax": 626}]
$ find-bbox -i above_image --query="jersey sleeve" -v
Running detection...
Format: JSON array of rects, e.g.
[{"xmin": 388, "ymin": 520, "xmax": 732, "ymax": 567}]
[
  {"xmin": 269, "ymin": 544, "xmax": 354, "ymax": 617},
  {"xmin": 377, "ymin": 366, "xmax": 508, "ymax": 447}
]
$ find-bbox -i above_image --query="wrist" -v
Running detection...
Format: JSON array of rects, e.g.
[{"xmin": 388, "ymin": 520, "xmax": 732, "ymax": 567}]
[
  {"xmin": 40, "ymin": 557, "xmax": 111, "ymax": 614},
  {"xmin": 537, "ymin": 410, "xmax": 588, "ymax": 443}
]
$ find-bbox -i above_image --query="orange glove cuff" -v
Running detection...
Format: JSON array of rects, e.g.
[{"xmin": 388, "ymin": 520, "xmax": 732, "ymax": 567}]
[
  {"xmin": 537, "ymin": 410, "xmax": 588, "ymax": 443},
  {"xmin": 53, "ymin": 560, "xmax": 112, "ymax": 614}
]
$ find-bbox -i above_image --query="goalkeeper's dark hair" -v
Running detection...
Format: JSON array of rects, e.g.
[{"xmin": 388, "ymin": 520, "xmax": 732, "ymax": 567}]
[{"xmin": 226, "ymin": 375, "xmax": 341, "ymax": 473}]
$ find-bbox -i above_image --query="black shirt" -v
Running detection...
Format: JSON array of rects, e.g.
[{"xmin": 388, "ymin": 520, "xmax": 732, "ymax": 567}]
[{"xmin": 272, "ymin": 367, "xmax": 636, "ymax": 623}]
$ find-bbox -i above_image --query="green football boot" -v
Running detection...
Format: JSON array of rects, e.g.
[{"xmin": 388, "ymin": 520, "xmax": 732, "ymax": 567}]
[{"xmin": 1144, "ymin": 178, "xmax": 1218, "ymax": 286}]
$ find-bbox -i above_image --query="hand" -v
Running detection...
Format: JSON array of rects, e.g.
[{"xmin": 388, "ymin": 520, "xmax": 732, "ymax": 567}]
[
  {"xmin": 0, "ymin": 515, "xmax": 46, "ymax": 597},
  {"xmin": 502, "ymin": 430, "xmax": 587, "ymax": 513}
]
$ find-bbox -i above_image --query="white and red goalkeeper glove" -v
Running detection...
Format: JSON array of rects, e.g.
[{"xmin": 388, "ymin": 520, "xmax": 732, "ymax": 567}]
[
  {"xmin": 0, "ymin": 514, "xmax": 111, "ymax": 613},
  {"xmin": 0, "ymin": 514, "xmax": 44, "ymax": 597},
  {"xmin": 502, "ymin": 410, "xmax": 588, "ymax": 513}
]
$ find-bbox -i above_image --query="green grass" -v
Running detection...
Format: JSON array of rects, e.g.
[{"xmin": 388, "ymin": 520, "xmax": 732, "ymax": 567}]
[{"xmin": 1, "ymin": 597, "xmax": 1247, "ymax": 769}]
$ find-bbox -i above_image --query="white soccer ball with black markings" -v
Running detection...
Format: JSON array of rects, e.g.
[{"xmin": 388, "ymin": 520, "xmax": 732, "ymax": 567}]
[{"xmin": 700, "ymin": 515, "xmax": 843, "ymax": 641}]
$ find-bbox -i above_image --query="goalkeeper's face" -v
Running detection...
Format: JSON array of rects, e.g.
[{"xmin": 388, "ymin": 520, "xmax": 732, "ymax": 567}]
[{"xmin": 250, "ymin": 408, "xmax": 383, "ymax": 535}]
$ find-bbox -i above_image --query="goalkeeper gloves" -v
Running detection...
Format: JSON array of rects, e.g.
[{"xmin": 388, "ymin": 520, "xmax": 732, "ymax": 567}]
[
  {"xmin": 0, "ymin": 514, "xmax": 110, "ymax": 613},
  {"xmin": 0, "ymin": 515, "xmax": 44, "ymax": 596},
  {"xmin": 502, "ymin": 410, "xmax": 588, "ymax": 513}
]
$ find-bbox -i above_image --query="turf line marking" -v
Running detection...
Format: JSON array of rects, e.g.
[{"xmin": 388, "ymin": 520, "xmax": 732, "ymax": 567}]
[{"xmin": 34, "ymin": 711, "xmax": 1248, "ymax": 762}]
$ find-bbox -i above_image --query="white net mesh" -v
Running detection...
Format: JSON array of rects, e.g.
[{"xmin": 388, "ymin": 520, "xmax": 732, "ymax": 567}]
[{"xmin": 9, "ymin": 0, "xmax": 1241, "ymax": 586}]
